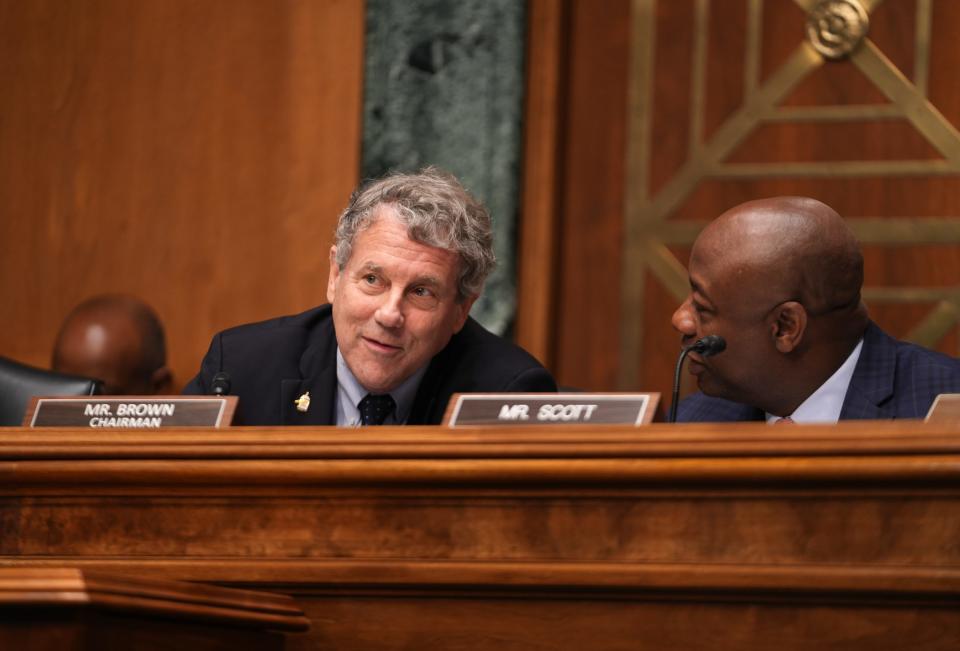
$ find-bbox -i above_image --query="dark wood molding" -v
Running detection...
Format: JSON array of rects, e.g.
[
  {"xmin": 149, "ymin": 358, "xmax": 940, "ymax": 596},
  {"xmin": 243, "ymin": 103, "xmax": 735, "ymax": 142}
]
[{"xmin": 516, "ymin": 0, "xmax": 568, "ymax": 368}]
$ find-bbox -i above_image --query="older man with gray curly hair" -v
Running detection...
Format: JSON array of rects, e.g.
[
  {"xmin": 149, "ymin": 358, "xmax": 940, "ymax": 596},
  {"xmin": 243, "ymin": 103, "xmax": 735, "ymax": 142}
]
[{"xmin": 185, "ymin": 167, "xmax": 556, "ymax": 426}]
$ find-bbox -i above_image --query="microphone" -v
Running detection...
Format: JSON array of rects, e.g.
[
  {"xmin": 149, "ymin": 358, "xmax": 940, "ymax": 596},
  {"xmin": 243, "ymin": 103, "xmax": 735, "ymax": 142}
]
[
  {"xmin": 689, "ymin": 334, "xmax": 726, "ymax": 357},
  {"xmin": 211, "ymin": 372, "xmax": 231, "ymax": 396},
  {"xmin": 668, "ymin": 335, "xmax": 727, "ymax": 423}
]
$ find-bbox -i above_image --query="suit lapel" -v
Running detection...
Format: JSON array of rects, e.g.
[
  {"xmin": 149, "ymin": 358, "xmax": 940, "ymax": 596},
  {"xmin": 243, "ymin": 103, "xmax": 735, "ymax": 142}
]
[
  {"xmin": 839, "ymin": 322, "xmax": 895, "ymax": 420},
  {"xmin": 408, "ymin": 358, "xmax": 443, "ymax": 425},
  {"xmin": 280, "ymin": 316, "xmax": 338, "ymax": 426}
]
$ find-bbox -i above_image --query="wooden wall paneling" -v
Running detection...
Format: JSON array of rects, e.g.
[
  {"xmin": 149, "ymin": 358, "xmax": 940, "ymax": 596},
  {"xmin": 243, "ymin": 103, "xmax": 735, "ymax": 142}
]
[
  {"xmin": 552, "ymin": 0, "xmax": 631, "ymax": 391},
  {"xmin": 516, "ymin": 0, "xmax": 568, "ymax": 369},
  {"xmin": 0, "ymin": 0, "xmax": 365, "ymax": 391}
]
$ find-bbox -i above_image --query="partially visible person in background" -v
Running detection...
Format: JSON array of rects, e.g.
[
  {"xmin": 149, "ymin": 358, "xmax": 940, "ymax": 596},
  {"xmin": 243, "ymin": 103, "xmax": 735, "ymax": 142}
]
[{"xmin": 52, "ymin": 294, "xmax": 172, "ymax": 395}]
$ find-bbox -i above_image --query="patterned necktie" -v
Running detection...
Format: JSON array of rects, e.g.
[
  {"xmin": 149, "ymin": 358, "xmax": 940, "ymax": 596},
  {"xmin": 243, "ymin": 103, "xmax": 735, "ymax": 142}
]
[
  {"xmin": 358, "ymin": 393, "xmax": 396, "ymax": 426},
  {"xmin": 773, "ymin": 416, "xmax": 795, "ymax": 425}
]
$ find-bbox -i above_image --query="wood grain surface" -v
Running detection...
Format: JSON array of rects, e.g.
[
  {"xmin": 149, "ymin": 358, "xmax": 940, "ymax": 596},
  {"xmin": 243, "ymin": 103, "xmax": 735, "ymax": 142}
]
[
  {"xmin": 0, "ymin": 0, "xmax": 364, "ymax": 391},
  {"xmin": 2, "ymin": 420, "xmax": 959, "ymax": 649}
]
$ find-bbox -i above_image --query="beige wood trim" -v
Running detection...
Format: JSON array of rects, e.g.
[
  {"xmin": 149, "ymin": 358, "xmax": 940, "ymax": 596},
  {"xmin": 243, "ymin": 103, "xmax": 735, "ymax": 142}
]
[
  {"xmin": 689, "ymin": 0, "xmax": 709, "ymax": 158},
  {"xmin": 853, "ymin": 40, "xmax": 960, "ymax": 164},
  {"xmin": 0, "ymin": 567, "xmax": 308, "ymax": 630},
  {"xmin": 744, "ymin": 0, "xmax": 763, "ymax": 95},
  {"xmin": 652, "ymin": 218, "xmax": 960, "ymax": 245},
  {"xmin": 515, "ymin": 0, "xmax": 567, "ymax": 368},
  {"xmin": 765, "ymin": 105, "xmax": 904, "ymax": 121},
  {"xmin": 915, "ymin": 0, "xmax": 933, "ymax": 96},
  {"xmin": 904, "ymin": 300, "xmax": 960, "ymax": 345},
  {"xmin": 620, "ymin": 0, "xmax": 657, "ymax": 388},
  {"xmin": 3, "ymin": 559, "xmax": 959, "ymax": 600},
  {"xmin": 713, "ymin": 160, "xmax": 957, "ymax": 177},
  {"xmin": 863, "ymin": 287, "xmax": 960, "ymax": 302}
]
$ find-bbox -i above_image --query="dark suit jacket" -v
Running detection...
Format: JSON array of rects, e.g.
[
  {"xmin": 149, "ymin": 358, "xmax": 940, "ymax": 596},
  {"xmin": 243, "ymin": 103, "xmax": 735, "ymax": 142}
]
[
  {"xmin": 183, "ymin": 304, "xmax": 557, "ymax": 425},
  {"xmin": 677, "ymin": 321, "xmax": 960, "ymax": 422}
]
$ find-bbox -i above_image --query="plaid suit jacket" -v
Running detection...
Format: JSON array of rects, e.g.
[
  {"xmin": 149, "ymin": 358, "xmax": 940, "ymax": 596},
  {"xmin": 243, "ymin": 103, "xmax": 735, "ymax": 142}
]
[{"xmin": 677, "ymin": 321, "xmax": 960, "ymax": 422}]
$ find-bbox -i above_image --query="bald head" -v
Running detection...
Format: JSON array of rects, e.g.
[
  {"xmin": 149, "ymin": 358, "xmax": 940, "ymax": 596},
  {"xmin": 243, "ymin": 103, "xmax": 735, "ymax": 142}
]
[
  {"xmin": 673, "ymin": 197, "xmax": 870, "ymax": 415},
  {"xmin": 696, "ymin": 197, "xmax": 864, "ymax": 316},
  {"xmin": 52, "ymin": 295, "xmax": 171, "ymax": 395}
]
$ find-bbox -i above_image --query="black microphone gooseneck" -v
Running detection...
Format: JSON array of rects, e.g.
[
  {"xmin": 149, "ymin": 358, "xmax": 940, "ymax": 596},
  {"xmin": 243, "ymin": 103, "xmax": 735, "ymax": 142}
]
[
  {"xmin": 209, "ymin": 332, "xmax": 232, "ymax": 396},
  {"xmin": 668, "ymin": 335, "xmax": 726, "ymax": 423},
  {"xmin": 211, "ymin": 372, "xmax": 231, "ymax": 396}
]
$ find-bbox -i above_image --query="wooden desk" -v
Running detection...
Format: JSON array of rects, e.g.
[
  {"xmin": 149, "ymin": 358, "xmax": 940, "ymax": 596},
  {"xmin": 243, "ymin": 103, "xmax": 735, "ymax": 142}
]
[
  {"xmin": 0, "ymin": 567, "xmax": 308, "ymax": 650},
  {"xmin": 1, "ymin": 422, "xmax": 959, "ymax": 649}
]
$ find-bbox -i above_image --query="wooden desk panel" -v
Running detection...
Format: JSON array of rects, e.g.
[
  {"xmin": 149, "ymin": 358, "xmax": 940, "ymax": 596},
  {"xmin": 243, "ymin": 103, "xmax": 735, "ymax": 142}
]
[
  {"xmin": 0, "ymin": 567, "xmax": 307, "ymax": 650},
  {"xmin": 1, "ymin": 421, "xmax": 959, "ymax": 649}
]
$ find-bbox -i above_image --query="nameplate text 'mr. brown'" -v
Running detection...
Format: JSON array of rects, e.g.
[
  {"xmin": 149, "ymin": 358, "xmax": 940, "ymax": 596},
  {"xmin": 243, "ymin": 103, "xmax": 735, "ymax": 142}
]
[{"xmin": 25, "ymin": 396, "xmax": 237, "ymax": 428}]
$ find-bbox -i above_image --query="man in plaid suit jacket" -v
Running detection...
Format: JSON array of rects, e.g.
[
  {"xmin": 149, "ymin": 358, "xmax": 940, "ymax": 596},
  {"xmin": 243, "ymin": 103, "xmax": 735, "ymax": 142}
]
[{"xmin": 672, "ymin": 197, "xmax": 960, "ymax": 424}]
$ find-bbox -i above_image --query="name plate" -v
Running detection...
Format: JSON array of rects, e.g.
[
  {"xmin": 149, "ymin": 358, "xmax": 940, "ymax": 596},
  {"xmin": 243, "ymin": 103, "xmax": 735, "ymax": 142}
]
[
  {"xmin": 925, "ymin": 394, "xmax": 960, "ymax": 423},
  {"xmin": 443, "ymin": 393, "xmax": 659, "ymax": 427},
  {"xmin": 25, "ymin": 396, "xmax": 238, "ymax": 428}
]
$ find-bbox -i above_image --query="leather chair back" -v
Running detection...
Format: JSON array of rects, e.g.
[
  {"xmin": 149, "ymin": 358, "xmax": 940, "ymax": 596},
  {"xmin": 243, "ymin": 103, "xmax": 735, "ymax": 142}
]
[{"xmin": 0, "ymin": 356, "xmax": 102, "ymax": 426}]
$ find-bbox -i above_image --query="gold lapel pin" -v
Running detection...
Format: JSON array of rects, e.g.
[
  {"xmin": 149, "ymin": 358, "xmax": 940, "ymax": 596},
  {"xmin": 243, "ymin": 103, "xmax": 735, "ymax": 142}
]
[{"xmin": 294, "ymin": 391, "xmax": 311, "ymax": 413}]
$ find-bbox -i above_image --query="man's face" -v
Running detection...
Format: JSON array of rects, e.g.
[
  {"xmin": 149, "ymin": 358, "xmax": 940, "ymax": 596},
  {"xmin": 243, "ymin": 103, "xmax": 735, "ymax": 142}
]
[
  {"xmin": 670, "ymin": 236, "xmax": 782, "ymax": 405},
  {"xmin": 327, "ymin": 208, "xmax": 476, "ymax": 393}
]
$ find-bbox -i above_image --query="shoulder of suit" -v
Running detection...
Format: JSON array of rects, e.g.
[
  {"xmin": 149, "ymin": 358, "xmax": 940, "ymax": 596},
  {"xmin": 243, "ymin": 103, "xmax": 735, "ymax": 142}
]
[
  {"xmin": 869, "ymin": 321, "xmax": 960, "ymax": 375},
  {"xmin": 453, "ymin": 317, "xmax": 545, "ymax": 367}
]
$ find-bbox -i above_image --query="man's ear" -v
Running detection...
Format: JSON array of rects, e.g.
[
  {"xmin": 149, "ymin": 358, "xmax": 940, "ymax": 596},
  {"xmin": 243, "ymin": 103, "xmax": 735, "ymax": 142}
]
[
  {"xmin": 453, "ymin": 295, "xmax": 478, "ymax": 333},
  {"xmin": 326, "ymin": 246, "xmax": 340, "ymax": 304},
  {"xmin": 770, "ymin": 301, "xmax": 807, "ymax": 353}
]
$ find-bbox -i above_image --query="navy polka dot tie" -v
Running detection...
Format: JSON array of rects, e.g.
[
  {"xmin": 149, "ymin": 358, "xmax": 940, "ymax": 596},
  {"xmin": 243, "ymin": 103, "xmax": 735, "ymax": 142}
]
[{"xmin": 359, "ymin": 393, "xmax": 396, "ymax": 426}]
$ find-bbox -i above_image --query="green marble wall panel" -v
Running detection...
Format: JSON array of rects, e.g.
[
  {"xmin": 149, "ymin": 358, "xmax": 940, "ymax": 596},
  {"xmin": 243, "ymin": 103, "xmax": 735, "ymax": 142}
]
[{"xmin": 362, "ymin": 0, "xmax": 527, "ymax": 335}]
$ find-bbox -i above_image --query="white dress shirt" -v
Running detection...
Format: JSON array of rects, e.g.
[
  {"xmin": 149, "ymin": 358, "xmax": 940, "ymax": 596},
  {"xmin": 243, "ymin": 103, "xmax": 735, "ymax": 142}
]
[
  {"xmin": 765, "ymin": 339, "xmax": 864, "ymax": 424},
  {"xmin": 334, "ymin": 348, "xmax": 427, "ymax": 426}
]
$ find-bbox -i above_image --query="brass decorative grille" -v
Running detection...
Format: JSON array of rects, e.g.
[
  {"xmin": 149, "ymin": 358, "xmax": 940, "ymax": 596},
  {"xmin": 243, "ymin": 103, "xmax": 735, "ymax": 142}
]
[{"xmin": 623, "ymin": 0, "xmax": 960, "ymax": 387}]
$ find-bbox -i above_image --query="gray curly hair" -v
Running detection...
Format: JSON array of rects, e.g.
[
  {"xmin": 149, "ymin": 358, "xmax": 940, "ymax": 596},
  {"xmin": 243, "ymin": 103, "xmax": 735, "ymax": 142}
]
[{"xmin": 334, "ymin": 167, "xmax": 496, "ymax": 301}]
